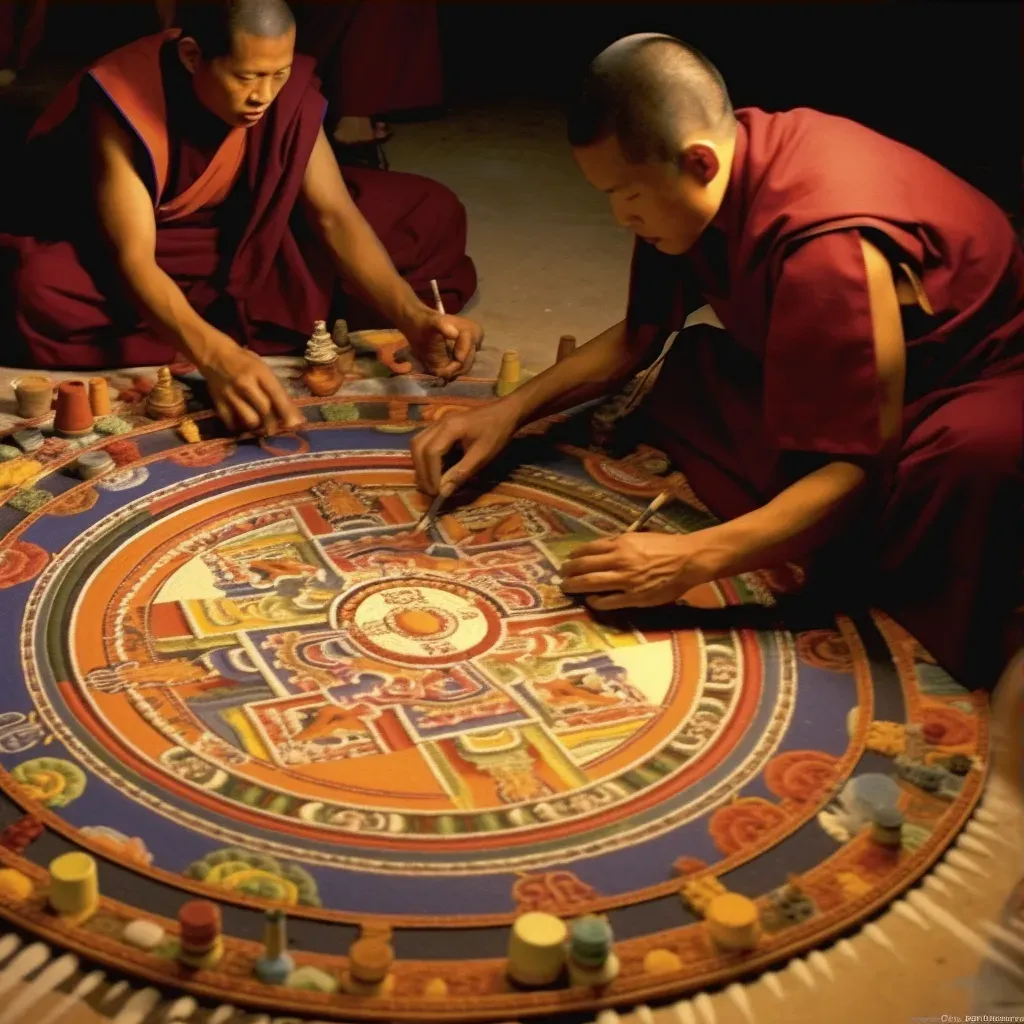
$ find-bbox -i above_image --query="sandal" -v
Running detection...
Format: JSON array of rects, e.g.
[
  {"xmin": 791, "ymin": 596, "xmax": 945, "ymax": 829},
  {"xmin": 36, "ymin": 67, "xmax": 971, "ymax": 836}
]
[{"xmin": 331, "ymin": 138, "xmax": 389, "ymax": 171}]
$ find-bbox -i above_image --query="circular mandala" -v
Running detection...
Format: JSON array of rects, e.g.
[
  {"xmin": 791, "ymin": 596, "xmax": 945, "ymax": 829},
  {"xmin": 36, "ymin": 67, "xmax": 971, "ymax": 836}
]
[{"xmin": 19, "ymin": 451, "xmax": 811, "ymax": 911}]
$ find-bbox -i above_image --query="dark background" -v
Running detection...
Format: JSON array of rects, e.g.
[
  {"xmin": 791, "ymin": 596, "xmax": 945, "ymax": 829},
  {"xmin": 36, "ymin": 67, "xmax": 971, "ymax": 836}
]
[
  {"xmin": 438, "ymin": 1, "xmax": 1022, "ymax": 217},
  {"xmin": 3, "ymin": 1, "xmax": 1022, "ymax": 215}
]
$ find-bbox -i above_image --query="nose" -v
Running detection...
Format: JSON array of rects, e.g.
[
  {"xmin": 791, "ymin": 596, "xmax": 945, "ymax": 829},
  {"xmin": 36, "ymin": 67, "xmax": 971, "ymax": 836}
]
[
  {"xmin": 609, "ymin": 196, "xmax": 637, "ymax": 230},
  {"xmin": 248, "ymin": 78, "xmax": 274, "ymax": 107}
]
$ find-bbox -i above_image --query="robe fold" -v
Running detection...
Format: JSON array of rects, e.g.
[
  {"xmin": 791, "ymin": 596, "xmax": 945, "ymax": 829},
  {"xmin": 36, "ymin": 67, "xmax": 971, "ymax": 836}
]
[
  {"xmin": 628, "ymin": 107, "xmax": 1024, "ymax": 689},
  {"xmin": 2, "ymin": 29, "xmax": 475, "ymax": 367}
]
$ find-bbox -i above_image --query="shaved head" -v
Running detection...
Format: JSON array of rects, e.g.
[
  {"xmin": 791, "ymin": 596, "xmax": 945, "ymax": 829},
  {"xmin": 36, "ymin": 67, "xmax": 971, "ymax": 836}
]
[
  {"xmin": 568, "ymin": 33, "xmax": 735, "ymax": 165},
  {"xmin": 176, "ymin": 0, "xmax": 295, "ymax": 59}
]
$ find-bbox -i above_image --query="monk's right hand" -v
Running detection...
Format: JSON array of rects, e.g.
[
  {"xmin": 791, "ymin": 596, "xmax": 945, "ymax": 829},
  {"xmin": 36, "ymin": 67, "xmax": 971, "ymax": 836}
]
[
  {"xmin": 411, "ymin": 401, "xmax": 520, "ymax": 498},
  {"xmin": 201, "ymin": 343, "xmax": 306, "ymax": 435}
]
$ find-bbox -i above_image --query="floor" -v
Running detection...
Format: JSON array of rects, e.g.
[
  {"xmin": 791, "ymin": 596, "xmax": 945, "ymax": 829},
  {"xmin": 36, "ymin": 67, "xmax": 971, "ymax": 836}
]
[{"xmin": 384, "ymin": 104, "xmax": 635, "ymax": 378}]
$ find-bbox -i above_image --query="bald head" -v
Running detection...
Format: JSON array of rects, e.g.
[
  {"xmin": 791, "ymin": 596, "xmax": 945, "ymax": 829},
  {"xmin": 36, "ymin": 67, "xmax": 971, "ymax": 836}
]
[
  {"xmin": 176, "ymin": 0, "xmax": 295, "ymax": 59},
  {"xmin": 567, "ymin": 34, "xmax": 735, "ymax": 165}
]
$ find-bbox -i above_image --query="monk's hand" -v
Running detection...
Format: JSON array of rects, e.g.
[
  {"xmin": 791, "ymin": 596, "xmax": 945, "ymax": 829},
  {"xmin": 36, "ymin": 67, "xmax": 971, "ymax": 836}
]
[
  {"xmin": 411, "ymin": 400, "xmax": 519, "ymax": 498},
  {"xmin": 402, "ymin": 310, "xmax": 483, "ymax": 380},
  {"xmin": 201, "ymin": 343, "xmax": 306, "ymax": 435},
  {"xmin": 560, "ymin": 533, "xmax": 721, "ymax": 611}
]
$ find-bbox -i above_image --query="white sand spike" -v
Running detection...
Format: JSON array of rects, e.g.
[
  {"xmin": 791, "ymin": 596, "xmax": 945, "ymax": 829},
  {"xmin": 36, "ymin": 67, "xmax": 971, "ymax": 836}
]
[
  {"xmin": 973, "ymin": 806, "xmax": 1000, "ymax": 825},
  {"xmin": 0, "ymin": 936, "xmax": 21, "ymax": 966},
  {"xmin": 102, "ymin": 980, "xmax": 130, "ymax": 1005},
  {"xmin": 946, "ymin": 850, "xmax": 986, "ymax": 876},
  {"xmin": 0, "ymin": 944, "xmax": 51, "ymax": 999},
  {"xmin": 893, "ymin": 900, "xmax": 930, "ymax": 930},
  {"xmin": 790, "ymin": 958, "xmax": 816, "ymax": 989},
  {"xmin": 808, "ymin": 950, "xmax": 834, "ymax": 981},
  {"xmin": 762, "ymin": 971, "xmax": 785, "ymax": 1000},
  {"xmin": 934, "ymin": 862, "xmax": 983, "ymax": 895},
  {"xmin": 207, "ymin": 1007, "xmax": 238, "ymax": 1024},
  {"xmin": 982, "ymin": 921, "xmax": 1024, "ymax": 959},
  {"xmin": 112, "ymin": 987, "xmax": 162, "ymax": 1024},
  {"xmin": 966, "ymin": 820, "xmax": 1012, "ymax": 845},
  {"xmin": 923, "ymin": 873, "xmax": 952, "ymax": 897},
  {"xmin": 726, "ymin": 982, "xmax": 755, "ymax": 1024},
  {"xmin": 670, "ymin": 1000, "xmax": 698, "ymax": 1024},
  {"xmin": 907, "ymin": 891, "xmax": 1024, "ymax": 983},
  {"xmin": 161, "ymin": 996, "xmax": 198, "ymax": 1022},
  {"xmin": 0, "ymin": 952, "xmax": 78, "ymax": 1024},
  {"xmin": 694, "ymin": 991, "xmax": 717, "ymax": 1024},
  {"xmin": 957, "ymin": 834, "xmax": 993, "ymax": 858},
  {"xmin": 34, "ymin": 970, "xmax": 104, "ymax": 1024},
  {"xmin": 836, "ymin": 939, "xmax": 859, "ymax": 963},
  {"xmin": 864, "ymin": 923, "xmax": 906, "ymax": 962}
]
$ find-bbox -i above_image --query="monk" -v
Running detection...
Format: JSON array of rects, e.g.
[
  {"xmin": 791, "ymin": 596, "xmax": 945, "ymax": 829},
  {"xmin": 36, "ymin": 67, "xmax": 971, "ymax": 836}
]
[
  {"xmin": 3, "ymin": 0, "xmax": 480, "ymax": 432},
  {"xmin": 412, "ymin": 34, "xmax": 1024, "ymax": 690}
]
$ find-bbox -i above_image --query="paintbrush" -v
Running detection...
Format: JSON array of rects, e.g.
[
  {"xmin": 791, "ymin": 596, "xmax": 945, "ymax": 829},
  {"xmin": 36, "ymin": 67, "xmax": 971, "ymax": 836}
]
[
  {"xmin": 413, "ymin": 491, "xmax": 446, "ymax": 534},
  {"xmin": 429, "ymin": 278, "xmax": 450, "ymax": 389},
  {"xmin": 624, "ymin": 487, "xmax": 675, "ymax": 533}
]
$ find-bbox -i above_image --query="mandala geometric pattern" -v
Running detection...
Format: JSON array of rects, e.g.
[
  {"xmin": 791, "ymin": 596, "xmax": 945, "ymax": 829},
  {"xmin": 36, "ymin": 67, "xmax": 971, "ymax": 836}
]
[{"xmin": 0, "ymin": 397, "xmax": 988, "ymax": 1021}]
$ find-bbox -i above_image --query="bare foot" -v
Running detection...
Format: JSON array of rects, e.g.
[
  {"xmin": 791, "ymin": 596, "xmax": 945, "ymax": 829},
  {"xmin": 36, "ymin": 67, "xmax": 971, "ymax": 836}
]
[{"xmin": 332, "ymin": 115, "xmax": 376, "ymax": 144}]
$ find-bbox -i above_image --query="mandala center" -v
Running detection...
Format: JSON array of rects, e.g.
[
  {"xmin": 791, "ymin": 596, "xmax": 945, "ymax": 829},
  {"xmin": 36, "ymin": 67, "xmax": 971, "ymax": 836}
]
[{"xmin": 336, "ymin": 580, "xmax": 501, "ymax": 668}]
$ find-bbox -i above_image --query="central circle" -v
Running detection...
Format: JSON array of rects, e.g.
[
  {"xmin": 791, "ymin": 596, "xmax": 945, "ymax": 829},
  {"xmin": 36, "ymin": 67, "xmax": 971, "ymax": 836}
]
[
  {"xmin": 335, "ymin": 578, "xmax": 502, "ymax": 668},
  {"xmin": 395, "ymin": 609, "xmax": 445, "ymax": 636}
]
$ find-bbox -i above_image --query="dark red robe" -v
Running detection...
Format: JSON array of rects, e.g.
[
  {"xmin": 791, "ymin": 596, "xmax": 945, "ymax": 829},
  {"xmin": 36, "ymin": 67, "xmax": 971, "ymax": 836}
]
[
  {"xmin": 292, "ymin": 1, "xmax": 443, "ymax": 124},
  {"xmin": 628, "ymin": 107, "xmax": 1024, "ymax": 689},
  {"xmin": 1, "ymin": 29, "xmax": 475, "ymax": 368}
]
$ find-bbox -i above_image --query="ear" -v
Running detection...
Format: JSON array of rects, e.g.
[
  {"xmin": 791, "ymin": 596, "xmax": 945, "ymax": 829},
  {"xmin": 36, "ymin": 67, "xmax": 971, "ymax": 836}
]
[
  {"xmin": 679, "ymin": 143, "xmax": 720, "ymax": 185},
  {"xmin": 177, "ymin": 37, "xmax": 202, "ymax": 74}
]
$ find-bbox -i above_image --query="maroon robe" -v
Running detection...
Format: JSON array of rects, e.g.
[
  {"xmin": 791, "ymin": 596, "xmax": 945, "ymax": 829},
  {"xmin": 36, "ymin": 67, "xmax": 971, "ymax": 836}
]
[
  {"xmin": 292, "ymin": 1, "xmax": 443, "ymax": 123},
  {"xmin": 2, "ymin": 29, "xmax": 475, "ymax": 368},
  {"xmin": 628, "ymin": 107, "xmax": 1024, "ymax": 689}
]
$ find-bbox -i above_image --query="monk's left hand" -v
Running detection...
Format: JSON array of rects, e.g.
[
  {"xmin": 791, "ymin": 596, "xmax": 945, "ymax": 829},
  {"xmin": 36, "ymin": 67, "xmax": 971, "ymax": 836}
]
[
  {"xmin": 560, "ymin": 533, "xmax": 722, "ymax": 610},
  {"xmin": 403, "ymin": 311, "xmax": 483, "ymax": 380}
]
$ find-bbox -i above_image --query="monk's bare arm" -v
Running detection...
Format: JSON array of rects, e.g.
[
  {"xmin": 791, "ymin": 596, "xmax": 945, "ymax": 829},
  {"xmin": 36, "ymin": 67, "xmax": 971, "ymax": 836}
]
[
  {"xmin": 299, "ymin": 128, "xmax": 428, "ymax": 329},
  {"xmin": 700, "ymin": 237, "xmax": 906, "ymax": 575},
  {"xmin": 89, "ymin": 105, "xmax": 302, "ymax": 432},
  {"xmin": 90, "ymin": 105, "xmax": 221, "ymax": 363}
]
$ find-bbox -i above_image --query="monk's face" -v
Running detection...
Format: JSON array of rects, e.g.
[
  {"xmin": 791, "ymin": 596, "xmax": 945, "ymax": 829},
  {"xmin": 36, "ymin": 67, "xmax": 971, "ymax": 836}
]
[
  {"xmin": 573, "ymin": 134, "xmax": 726, "ymax": 255},
  {"xmin": 179, "ymin": 29, "xmax": 296, "ymax": 129}
]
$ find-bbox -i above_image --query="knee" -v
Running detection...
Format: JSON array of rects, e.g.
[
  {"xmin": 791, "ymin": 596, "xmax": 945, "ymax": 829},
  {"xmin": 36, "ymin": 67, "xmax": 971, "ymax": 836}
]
[{"xmin": 938, "ymin": 421, "xmax": 1022, "ymax": 485}]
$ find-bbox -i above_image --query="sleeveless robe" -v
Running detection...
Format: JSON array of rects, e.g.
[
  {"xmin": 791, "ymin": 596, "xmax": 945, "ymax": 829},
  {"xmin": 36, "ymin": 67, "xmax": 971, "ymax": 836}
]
[
  {"xmin": 627, "ymin": 107, "xmax": 1024, "ymax": 689},
  {"xmin": 1, "ymin": 30, "xmax": 476, "ymax": 367}
]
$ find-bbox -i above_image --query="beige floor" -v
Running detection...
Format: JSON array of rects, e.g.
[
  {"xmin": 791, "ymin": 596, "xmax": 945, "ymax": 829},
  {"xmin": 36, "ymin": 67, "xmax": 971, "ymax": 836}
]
[{"xmin": 386, "ymin": 104, "xmax": 635, "ymax": 378}]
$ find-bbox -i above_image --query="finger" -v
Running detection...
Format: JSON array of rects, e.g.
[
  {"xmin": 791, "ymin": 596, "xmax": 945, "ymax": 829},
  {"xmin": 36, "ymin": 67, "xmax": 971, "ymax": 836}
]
[
  {"xmin": 227, "ymin": 389, "xmax": 262, "ymax": 432},
  {"xmin": 262, "ymin": 370, "xmax": 306, "ymax": 430},
  {"xmin": 410, "ymin": 425, "xmax": 442, "ymax": 495},
  {"xmin": 560, "ymin": 571, "xmax": 626, "ymax": 594},
  {"xmin": 421, "ymin": 331, "xmax": 458, "ymax": 377},
  {"xmin": 415, "ymin": 421, "xmax": 462, "ymax": 495},
  {"xmin": 236, "ymin": 378, "xmax": 273, "ymax": 427},
  {"xmin": 214, "ymin": 398, "xmax": 237, "ymax": 432},
  {"xmin": 437, "ymin": 436, "xmax": 494, "ymax": 498},
  {"xmin": 566, "ymin": 538, "xmax": 617, "ymax": 561},
  {"xmin": 560, "ymin": 553, "xmax": 619, "ymax": 579},
  {"xmin": 451, "ymin": 329, "xmax": 476, "ymax": 376}
]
